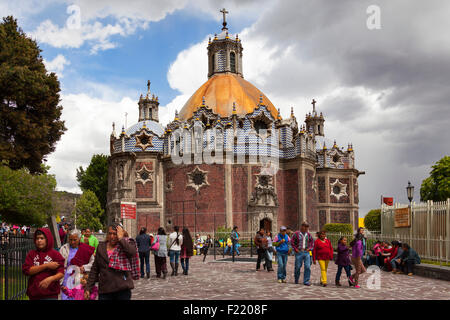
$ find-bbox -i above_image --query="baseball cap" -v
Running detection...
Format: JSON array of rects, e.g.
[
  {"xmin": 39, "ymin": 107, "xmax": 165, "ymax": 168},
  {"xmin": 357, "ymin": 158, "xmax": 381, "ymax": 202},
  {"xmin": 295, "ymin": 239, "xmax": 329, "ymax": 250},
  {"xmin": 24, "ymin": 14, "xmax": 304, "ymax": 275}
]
[{"xmin": 280, "ymin": 226, "xmax": 287, "ymax": 231}]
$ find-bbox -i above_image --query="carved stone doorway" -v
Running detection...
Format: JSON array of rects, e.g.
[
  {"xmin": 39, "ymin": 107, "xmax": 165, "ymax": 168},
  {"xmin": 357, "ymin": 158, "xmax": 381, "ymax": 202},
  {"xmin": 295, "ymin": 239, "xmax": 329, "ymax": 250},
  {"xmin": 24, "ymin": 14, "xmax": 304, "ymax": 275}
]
[{"xmin": 260, "ymin": 218, "xmax": 272, "ymax": 233}]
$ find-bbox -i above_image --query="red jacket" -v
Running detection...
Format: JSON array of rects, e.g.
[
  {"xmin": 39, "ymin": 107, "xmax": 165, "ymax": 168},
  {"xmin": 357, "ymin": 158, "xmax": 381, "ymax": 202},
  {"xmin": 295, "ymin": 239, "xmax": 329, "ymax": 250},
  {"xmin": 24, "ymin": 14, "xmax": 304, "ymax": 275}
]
[
  {"xmin": 22, "ymin": 228, "xmax": 65, "ymax": 300},
  {"xmin": 313, "ymin": 238, "xmax": 334, "ymax": 262}
]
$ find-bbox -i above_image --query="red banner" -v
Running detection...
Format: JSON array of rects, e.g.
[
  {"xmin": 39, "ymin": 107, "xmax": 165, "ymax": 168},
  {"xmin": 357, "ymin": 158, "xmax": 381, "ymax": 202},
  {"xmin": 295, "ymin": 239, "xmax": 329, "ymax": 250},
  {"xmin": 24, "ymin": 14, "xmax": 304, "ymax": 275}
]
[
  {"xmin": 120, "ymin": 202, "xmax": 136, "ymax": 219},
  {"xmin": 383, "ymin": 197, "xmax": 394, "ymax": 206}
]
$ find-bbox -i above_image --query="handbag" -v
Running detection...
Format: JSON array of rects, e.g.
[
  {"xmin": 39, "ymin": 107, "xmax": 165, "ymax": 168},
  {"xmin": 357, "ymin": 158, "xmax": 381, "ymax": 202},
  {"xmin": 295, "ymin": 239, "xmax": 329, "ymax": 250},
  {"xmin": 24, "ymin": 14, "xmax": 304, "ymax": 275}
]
[{"xmin": 151, "ymin": 235, "xmax": 160, "ymax": 251}]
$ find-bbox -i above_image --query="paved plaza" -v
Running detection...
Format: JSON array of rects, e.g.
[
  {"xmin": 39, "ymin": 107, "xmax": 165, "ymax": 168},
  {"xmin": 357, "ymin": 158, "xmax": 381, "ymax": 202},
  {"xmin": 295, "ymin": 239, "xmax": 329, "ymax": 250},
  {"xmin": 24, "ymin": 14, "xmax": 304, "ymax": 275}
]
[{"xmin": 132, "ymin": 254, "xmax": 450, "ymax": 300}]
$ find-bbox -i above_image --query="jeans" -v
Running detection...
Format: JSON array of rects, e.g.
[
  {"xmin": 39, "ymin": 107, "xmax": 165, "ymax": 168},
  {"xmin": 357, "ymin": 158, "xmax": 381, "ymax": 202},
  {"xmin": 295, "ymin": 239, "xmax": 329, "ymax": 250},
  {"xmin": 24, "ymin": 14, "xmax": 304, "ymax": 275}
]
[
  {"xmin": 401, "ymin": 260, "xmax": 415, "ymax": 274},
  {"xmin": 99, "ymin": 289, "xmax": 132, "ymax": 300},
  {"xmin": 169, "ymin": 250, "xmax": 180, "ymax": 263},
  {"xmin": 181, "ymin": 258, "xmax": 190, "ymax": 272},
  {"xmin": 224, "ymin": 245, "xmax": 240, "ymax": 255},
  {"xmin": 277, "ymin": 252, "xmax": 288, "ymax": 280},
  {"xmin": 294, "ymin": 251, "xmax": 311, "ymax": 284},
  {"xmin": 335, "ymin": 265, "xmax": 351, "ymax": 282},
  {"xmin": 139, "ymin": 251, "xmax": 150, "ymax": 276}
]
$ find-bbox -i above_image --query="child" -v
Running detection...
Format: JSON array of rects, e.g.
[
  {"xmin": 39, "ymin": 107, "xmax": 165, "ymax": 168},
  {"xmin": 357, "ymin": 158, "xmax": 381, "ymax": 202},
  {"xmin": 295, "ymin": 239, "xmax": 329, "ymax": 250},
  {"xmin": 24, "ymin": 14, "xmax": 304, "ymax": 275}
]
[
  {"xmin": 335, "ymin": 237, "xmax": 352, "ymax": 287},
  {"xmin": 22, "ymin": 228, "xmax": 65, "ymax": 300},
  {"xmin": 349, "ymin": 233, "xmax": 366, "ymax": 288},
  {"xmin": 62, "ymin": 272, "xmax": 98, "ymax": 300}
]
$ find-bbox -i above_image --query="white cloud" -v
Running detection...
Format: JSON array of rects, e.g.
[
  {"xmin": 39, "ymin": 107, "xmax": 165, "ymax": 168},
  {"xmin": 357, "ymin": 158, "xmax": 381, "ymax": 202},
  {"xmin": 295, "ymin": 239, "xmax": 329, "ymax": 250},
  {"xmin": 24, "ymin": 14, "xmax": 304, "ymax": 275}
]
[{"xmin": 43, "ymin": 54, "xmax": 70, "ymax": 77}]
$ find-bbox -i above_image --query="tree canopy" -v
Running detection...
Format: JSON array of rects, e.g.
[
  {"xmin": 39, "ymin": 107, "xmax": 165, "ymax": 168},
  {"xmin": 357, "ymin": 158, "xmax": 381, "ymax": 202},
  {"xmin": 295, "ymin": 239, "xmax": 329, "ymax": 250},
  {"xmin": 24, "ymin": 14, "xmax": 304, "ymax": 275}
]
[
  {"xmin": 420, "ymin": 156, "xmax": 450, "ymax": 202},
  {"xmin": 74, "ymin": 190, "xmax": 103, "ymax": 231},
  {"xmin": 76, "ymin": 154, "xmax": 109, "ymax": 223},
  {"xmin": 0, "ymin": 162, "xmax": 56, "ymax": 226},
  {"xmin": 364, "ymin": 209, "xmax": 381, "ymax": 231},
  {"xmin": 0, "ymin": 16, "xmax": 66, "ymax": 173}
]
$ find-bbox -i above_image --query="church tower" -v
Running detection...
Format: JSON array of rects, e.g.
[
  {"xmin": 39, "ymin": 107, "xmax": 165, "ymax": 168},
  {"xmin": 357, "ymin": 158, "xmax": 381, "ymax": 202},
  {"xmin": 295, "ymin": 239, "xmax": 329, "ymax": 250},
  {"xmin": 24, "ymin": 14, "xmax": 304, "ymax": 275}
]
[
  {"xmin": 305, "ymin": 99, "xmax": 325, "ymax": 136},
  {"xmin": 138, "ymin": 80, "xmax": 159, "ymax": 122},
  {"xmin": 207, "ymin": 8, "xmax": 243, "ymax": 78}
]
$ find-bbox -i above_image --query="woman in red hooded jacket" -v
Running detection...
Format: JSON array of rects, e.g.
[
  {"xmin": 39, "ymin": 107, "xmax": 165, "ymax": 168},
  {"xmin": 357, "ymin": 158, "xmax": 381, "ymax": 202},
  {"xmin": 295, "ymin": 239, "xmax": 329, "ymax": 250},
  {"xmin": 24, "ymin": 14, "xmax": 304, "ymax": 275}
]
[{"xmin": 22, "ymin": 228, "xmax": 65, "ymax": 300}]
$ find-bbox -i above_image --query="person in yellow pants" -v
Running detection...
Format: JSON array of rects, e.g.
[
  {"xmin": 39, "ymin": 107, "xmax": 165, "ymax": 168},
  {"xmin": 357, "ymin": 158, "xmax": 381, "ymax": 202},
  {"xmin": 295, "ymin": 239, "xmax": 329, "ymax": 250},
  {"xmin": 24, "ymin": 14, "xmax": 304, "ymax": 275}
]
[{"xmin": 313, "ymin": 231, "xmax": 334, "ymax": 287}]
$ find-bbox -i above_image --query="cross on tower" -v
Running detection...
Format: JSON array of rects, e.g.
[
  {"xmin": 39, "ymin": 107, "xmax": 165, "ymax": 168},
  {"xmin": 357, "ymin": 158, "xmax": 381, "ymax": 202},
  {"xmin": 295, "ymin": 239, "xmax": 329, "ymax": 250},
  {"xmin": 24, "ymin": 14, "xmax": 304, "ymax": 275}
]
[
  {"xmin": 147, "ymin": 80, "xmax": 151, "ymax": 95},
  {"xmin": 311, "ymin": 99, "xmax": 316, "ymax": 113},
  {"xmin": 220, "ymin": 8, "xmax": 229, "ymax": 30}
]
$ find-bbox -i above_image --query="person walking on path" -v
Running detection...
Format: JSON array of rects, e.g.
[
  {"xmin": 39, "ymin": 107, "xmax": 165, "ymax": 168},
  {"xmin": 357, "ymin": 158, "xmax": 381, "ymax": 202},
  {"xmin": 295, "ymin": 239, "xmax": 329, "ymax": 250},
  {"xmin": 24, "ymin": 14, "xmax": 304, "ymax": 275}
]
[
  {"xmin": 59, "ymin": 223, "xmax": 69, "ymax": 247},
  {"xmin": 153, "ymin": 227, "xmax": 168, "ymax": 279},
  {"xmin": 81, "ymin": 228, "xmax": 99, "ymax": 252},
  {"xmin": 85, "ymin": 223, "xmax": 139, "ymax": 300},
  {"xmin": 22, "ymin": 228, "xmax": 65, "ymax": 300},
  {"xmin": 203, "ymin": 234, "xmax": 213, "ymax": 262},
  {"xmin": 273, "ymin": 226, "xmax": 291, "ymax": 283},
  {"xmin": 335, "ymin": 236, "xmax": 352, "ymax": 287},
  {"xmin": 266, "ymin": 231, "xmax": 275, "ymax": 263},
  {"xmin": 168, "ymin": 226, "xmax": 183, "ymax": 276},
  {"xmin": 180, "ymin": 228, "xmax": 194, "ymax": 275},
  {"xmin": 313, "ymin": 230, "xmax": 334, "ymax": 287},
  {"xmin": 349, "ymin": 232, "xmax": 366, "ymax": 288},
  {"xmin": 136, "ymin": 227, "xmax": 151, "ymax": 279},
  {"xmin": 254, "ymin": 229, "xmax": 273, "ymax": 271},
  {"xmin": 59, "ymin": 229, "xmax": 95, "ymax": 300},
  {"xmin": 230, "ymin": 226, "xmax": 241, "ymax": 256},
  {"xmin": 291, "ymin": 222, "xmax": 314, "ymax": 285}
]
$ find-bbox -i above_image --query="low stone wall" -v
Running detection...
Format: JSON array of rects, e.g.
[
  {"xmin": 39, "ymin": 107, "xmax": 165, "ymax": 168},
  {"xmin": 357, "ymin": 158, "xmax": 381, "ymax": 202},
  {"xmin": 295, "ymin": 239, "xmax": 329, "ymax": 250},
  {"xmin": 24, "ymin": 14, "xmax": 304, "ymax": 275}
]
[{"xmin": 414, "ymin": 264, "xmax": 450, "ymax": 281}]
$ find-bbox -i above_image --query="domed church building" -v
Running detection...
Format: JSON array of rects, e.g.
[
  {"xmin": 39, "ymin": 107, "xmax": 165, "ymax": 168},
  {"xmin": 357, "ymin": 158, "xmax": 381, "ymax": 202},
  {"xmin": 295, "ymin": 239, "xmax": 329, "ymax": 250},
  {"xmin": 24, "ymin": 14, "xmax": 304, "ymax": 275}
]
[{"xmin": 107, "ymin": 10, "xmax": 364, "ymax": 238}]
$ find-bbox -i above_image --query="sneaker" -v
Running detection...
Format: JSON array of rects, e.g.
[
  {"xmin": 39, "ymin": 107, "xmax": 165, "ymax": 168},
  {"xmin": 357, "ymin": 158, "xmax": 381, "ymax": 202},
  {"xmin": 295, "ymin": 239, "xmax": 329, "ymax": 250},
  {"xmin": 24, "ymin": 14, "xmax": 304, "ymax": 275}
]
[
  {"xmin": 304, "ymin": 282, "xmax": 311, "ymax": 286},
  {"xmin": 322, "ymin": 283, "xmax": 327, "ymax": 287},
  {"xmin": 355, "ymin": 285, "xmax": 361, "ymax": 288},
  {"xmin": 294, "ymin": 280, "xmax": 299, "ymax": 284},
  {"xmin": 282, "ymin": 279, "xmax": 287, "ymax": 283},
  {"xmin": 348, "ymin": 276, "xmax": 355, "ymax": 285},
  {"xmin": 278, "ymin": 279, "xmax": 283, "ymax": 283},
  {"xmin": 408, "ymin": 273, "xmax": 413, "ymax": 276}
]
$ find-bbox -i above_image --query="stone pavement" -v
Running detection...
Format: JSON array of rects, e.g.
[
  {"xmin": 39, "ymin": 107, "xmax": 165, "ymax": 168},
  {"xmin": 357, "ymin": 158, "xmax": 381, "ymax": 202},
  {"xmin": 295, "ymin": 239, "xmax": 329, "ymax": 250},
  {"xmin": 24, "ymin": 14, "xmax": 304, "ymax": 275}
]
[{"xmin": 132, "ymin": 254, "xmax": 450, "ymax": 300}]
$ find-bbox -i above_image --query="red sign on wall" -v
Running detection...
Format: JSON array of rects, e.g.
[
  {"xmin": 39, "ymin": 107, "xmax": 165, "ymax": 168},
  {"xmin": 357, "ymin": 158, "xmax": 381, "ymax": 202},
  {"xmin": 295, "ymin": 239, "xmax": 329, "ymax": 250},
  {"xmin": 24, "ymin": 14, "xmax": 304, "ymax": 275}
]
[
  {"xmin": 383, "ymin": 197, "xmax": 394, "ymax": 206},
  {"xmin": 121, "ymin": 202, "xmax": 136, "ymax": 219}
]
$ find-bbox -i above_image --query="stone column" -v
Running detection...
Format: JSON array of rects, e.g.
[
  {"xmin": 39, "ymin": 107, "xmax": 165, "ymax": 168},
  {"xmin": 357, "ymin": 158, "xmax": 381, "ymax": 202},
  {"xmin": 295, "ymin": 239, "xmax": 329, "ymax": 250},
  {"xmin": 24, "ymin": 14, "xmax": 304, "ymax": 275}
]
[{"xmin": 225, "ymin": 164, "xmax": 233, "ymax": 228}]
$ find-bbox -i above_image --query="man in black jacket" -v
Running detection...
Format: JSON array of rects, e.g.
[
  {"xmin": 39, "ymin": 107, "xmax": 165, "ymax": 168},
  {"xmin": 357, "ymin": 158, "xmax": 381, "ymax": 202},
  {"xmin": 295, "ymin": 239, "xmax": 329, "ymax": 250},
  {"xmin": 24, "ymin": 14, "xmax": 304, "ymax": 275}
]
[{"xmin": 136, "ymin": 227, "xmax": 151, "ymax": 279}]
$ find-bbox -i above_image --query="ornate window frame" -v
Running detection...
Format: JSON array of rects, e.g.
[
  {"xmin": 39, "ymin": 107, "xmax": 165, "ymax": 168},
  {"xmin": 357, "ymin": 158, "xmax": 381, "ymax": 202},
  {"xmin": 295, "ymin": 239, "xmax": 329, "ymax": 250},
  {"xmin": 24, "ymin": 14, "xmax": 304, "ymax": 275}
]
[{"xmin": 330, "ymin": 178, "xmax": 348, "ymax": 201}]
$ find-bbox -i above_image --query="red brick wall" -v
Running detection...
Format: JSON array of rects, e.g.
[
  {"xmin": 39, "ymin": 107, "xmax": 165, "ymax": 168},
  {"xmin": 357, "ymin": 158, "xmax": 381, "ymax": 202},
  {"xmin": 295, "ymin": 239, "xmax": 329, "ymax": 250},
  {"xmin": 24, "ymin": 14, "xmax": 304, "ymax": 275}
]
[
  {"xmin": 319, "ymin": 210, "xmax": 327, "ymax": 231},
  {"xmin": 354, "ymin": 211, "xmax": 359, "ymax": 230},
  {"xmin": 329, "ymin": 177, "xmax": 350, "ymax": 203},
  {"xmin": 318, "ymin": 176, "xmax": 326, "ymax": 203},
  {"xmin": 330, "ymin": 210, "xmax": 350, "ymax": 224},
  {"xmin": 232, "ymin": 165, "xmax": 248, "ymax": 231},
  {"xmin": 138, "ymin": 212, "xmax": 160, "ymax": 232},
  {"xmin": 276, "ymin": 169, "xmax": 299, "ymax": 230},
  {"xmin": 305, "ymin": 169, "xmax": 317, "ymax": 230},
  {"xmin": 164, "ymin": 164, "xmax": 225, "ymax": 232},
  {"xmin": 136, "ymin": 162, "xmax": 154, "ymax": 199}
]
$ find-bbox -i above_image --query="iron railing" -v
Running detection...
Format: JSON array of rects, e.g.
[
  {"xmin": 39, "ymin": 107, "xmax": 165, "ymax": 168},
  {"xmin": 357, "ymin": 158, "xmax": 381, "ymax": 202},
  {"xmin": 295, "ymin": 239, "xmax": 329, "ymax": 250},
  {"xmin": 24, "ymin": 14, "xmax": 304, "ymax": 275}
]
[{"xmin": 0, "ymin": 233, "xmax": 35, "ymax": 300}]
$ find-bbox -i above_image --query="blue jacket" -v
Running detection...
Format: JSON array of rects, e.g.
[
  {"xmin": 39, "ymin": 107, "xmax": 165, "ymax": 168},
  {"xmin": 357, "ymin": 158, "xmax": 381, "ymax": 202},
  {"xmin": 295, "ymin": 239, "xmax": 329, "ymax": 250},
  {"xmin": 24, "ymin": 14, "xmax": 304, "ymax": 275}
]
[
  {"xmin": 136, "ymin": 233, "xmax": 151, "ymax": 253},
  {"xmin": 273, "ymin": 233, "xmax": 290, "ymax": 253}
]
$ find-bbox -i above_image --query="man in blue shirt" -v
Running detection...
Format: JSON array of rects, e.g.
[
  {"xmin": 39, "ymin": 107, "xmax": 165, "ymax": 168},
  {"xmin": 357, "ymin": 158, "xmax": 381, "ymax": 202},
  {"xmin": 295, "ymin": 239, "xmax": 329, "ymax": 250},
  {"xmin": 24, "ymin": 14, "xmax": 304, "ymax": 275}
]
[{"xmin": 273, "ymin": 226, "xmax": 291, "ymax": 283}]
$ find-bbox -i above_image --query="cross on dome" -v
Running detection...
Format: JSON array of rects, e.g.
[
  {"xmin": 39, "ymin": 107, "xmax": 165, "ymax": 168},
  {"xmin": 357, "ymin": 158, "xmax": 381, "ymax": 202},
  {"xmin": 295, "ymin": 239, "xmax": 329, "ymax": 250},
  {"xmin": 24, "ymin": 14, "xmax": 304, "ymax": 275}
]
[{"xmin": 220, "ymin": 8, "xmax": 229, "ymax": 30}]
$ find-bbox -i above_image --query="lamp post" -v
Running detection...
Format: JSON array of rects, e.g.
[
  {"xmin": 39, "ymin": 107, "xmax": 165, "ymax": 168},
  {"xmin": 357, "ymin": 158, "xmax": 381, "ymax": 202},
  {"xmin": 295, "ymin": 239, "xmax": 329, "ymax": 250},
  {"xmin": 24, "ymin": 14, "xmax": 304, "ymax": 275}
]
[{"xmin": 406, "ymin": 181, "xmax": 414, "ymax": 205}]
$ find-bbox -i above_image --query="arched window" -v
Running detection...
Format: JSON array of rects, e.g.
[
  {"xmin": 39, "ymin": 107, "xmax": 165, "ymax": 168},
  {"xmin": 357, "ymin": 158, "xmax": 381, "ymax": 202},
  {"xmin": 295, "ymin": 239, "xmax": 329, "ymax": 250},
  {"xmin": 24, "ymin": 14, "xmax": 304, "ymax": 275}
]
[{"xmin": 230, "ymin": 51, "xmax": 236, "ymax": 73}]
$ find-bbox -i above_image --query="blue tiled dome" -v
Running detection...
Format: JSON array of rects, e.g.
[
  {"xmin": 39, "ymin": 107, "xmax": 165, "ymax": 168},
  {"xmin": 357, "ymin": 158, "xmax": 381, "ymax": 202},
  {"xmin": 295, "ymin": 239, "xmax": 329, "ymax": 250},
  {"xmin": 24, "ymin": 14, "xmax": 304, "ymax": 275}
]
[{"xmin": 126, "ymin": 120, "xmax": 164, "ymax": 137}]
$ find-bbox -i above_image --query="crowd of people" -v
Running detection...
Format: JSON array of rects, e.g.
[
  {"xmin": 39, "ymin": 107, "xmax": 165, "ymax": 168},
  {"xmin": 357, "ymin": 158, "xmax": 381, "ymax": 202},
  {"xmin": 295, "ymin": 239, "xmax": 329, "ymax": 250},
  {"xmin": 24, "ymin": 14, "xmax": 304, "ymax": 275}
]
[
  {"xmin": 19, "ymin": 220, "xmax": 422, "ymax": 300},
  {"xmin": 0, "ymin": 222, "xmax": 31, "ymax": 237}
]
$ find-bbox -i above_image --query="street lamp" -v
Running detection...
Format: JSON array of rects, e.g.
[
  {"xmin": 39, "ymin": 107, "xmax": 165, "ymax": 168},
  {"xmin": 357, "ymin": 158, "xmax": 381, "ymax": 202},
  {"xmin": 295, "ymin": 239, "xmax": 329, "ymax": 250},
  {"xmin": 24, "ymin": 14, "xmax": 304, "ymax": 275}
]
[{"xmin": 406, "ymin": 181, "xmax": 414, "ymax": 204}]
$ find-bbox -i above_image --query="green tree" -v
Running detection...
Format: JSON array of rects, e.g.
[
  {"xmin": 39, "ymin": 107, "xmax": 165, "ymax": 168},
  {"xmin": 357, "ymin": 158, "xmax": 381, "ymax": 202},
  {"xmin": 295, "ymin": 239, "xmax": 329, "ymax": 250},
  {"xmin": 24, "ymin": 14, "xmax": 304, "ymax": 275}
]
[
  {"xmin": 0, "ymin": 16, "xmax": 66, "ymax": 173},
  {"xmin": 364, "ymin": 209, "xmax": 381, "ymax": 231},
  {"xmin": 0, "ymin": 162, "xmax": 56, "ymax": 226},
  {"xmin": 420, "ymin": 156, "xmax": 450, "ymax": 202},
  {"xmin": 76, "ymin": 154, "xmax": 109, "ymax": 223},
  {"xmin": 74, "ymin": 190, "xmax": 103, "ymax": 231}
]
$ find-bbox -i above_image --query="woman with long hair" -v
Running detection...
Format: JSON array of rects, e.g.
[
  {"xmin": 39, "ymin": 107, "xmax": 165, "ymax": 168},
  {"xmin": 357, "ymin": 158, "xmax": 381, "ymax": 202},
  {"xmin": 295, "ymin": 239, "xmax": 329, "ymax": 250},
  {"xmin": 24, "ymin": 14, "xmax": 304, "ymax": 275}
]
[
  {"xmin": 153, "ymin": 227, "xmax": 168, "ymax": 279},
  {"xmin": 349, "ymin": 232, "xmax": 366, "ymax": 288},
  {"xmin": 180, "ymin": 228, "xmax": 193, "ymax": 275},
  {"xmin": 135, "ymin": 227, "xmax": 151, "ymax": 279}
]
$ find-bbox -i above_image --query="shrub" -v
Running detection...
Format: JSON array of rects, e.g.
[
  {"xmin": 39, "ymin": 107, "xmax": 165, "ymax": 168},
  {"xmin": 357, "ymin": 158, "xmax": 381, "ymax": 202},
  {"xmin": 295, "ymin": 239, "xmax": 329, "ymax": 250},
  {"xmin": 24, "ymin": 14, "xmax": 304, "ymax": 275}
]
[
  {"xmin": 364, "ymin": 209, "xmax": 381, "ymax": 231},
  {"xmin": 323, "ymin": 223, "xmax": 353, "ymax": 234},
  {"xmin": 215, "ymin": 226, "xmax": 232, "ymax": 241}
]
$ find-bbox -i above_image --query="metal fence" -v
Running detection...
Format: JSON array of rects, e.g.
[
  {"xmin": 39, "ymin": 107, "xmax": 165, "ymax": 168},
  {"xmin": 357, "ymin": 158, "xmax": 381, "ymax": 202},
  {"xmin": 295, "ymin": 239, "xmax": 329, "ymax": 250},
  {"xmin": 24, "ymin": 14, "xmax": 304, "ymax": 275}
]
[
  {"xmin": 0, "ymin": 233, "xmax": 35, "ymax": 300},
  {"xmin": 381, "ymin": 199, "xmax": 450, "ymax": 262},
  {"xmin": 325, "ymin": 232, "xmax": 450, "ymax": 264}
]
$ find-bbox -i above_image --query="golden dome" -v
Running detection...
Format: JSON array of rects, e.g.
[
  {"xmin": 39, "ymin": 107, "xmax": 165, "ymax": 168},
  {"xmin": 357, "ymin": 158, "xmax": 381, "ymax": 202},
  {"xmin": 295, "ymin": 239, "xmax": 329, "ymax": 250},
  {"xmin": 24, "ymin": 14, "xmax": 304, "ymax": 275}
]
[{"xmin": 178, "ymin": 73, "xmax": 278, "ymax": 120}]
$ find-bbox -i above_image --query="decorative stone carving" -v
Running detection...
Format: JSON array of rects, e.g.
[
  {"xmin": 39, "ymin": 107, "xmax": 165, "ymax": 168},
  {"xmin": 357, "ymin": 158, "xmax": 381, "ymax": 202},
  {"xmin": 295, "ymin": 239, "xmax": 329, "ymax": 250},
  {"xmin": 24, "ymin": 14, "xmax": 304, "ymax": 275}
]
[
  {"xmin": 330, "ymin": 178, "xmax": 347, "ymax": 201},
  {"xmin": 249, "ymin": 173, "xmax": 278, "ymax": 207},
  {"xmin": 165, "ymin": 181, "xmax": 174, "ymax": 192},
  {"xmin": 329, "ymin": 149, "xmax": 344, "ymax": 168},
  {"xmin": 186, "ymin": 166, "xmax": 209, "ymax": 193},
  {"xmin": 135, "ymin": 164, "xmax": 153, "ymax": 185},
  {"xmin": 135, "ymin": 130, "xmax": 154, "ymax": 151}
]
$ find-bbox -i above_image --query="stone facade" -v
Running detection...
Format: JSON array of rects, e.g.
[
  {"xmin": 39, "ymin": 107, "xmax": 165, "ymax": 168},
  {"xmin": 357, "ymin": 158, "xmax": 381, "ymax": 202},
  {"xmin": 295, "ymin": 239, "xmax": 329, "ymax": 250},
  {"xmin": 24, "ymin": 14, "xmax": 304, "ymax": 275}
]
[{"xmin": 106, "ymin": 17, "xmax": 363, "ymax": 238}]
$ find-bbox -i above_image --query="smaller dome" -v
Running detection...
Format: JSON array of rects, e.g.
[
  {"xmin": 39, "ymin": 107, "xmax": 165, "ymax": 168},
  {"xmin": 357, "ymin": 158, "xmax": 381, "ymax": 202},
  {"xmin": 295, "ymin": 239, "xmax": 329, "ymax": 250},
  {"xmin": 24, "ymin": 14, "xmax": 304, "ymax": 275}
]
[{"xmin": 126, "ymin": 120, "xmax": 164, "ymax": 137}]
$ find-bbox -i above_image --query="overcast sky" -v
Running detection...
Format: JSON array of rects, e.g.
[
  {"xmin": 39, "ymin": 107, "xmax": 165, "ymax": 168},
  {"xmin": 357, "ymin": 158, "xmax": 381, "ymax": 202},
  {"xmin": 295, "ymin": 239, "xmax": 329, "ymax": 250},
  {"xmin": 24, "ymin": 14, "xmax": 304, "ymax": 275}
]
[{"xmin": 2, "ymin": 0, "xmax": 449, "ymax": 216}]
